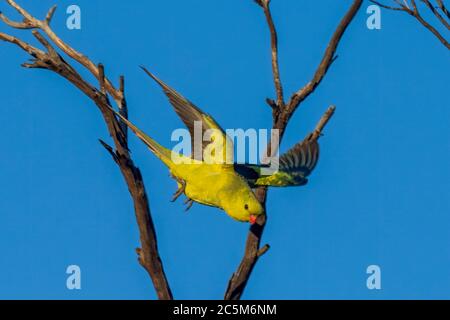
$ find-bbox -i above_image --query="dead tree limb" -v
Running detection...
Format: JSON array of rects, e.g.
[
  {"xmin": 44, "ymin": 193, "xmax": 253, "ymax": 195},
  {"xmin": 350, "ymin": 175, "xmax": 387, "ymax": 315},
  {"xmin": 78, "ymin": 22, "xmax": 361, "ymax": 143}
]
[
  {"xmin": 224, "ymin": 0, "xmax": 362, "ymax": 300},
  {"xmin": 255, "ymin": 0, "xmax": 284, "ymax": 109},
  {"xmin": 371, "ymin": 0, "xmax": 450, "ymax": 49},
  {"xmin": 0, "ymin": 0, "xmax": 172, "ymax": 300}
]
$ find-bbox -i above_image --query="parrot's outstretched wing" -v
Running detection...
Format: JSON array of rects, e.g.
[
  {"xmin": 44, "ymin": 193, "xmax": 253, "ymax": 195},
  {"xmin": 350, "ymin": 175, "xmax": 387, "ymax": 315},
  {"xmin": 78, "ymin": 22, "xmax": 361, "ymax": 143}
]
[
  {"xmin": 105, "ymin": 104, "xmax": 191, "ymax": 168},
  {"xmin": 141, "ymin": 67, "xmax": 233, "ymax": 165},
  {"xmin": 234, "ymin": 135, "xmax": 319, "ymax": 187}
]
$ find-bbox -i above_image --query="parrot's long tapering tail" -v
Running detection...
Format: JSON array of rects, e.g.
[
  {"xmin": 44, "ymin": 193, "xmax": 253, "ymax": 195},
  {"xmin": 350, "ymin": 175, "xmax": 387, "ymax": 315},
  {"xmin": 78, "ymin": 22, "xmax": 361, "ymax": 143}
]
[{"xmin": 107, "ymin": 106, "xmax": 173, "ymax": 166}]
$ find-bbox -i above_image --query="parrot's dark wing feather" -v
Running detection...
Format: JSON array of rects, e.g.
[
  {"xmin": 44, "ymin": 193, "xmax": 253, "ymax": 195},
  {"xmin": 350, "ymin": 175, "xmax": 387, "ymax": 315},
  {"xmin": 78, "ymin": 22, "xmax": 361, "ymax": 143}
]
[
  {"xmin": 141, "ymin": 67, "xmax": 232, "ymax": 162},
  {"xmin": 234, "ymin": 163, "xmax": 262, "ymax": 186},
  {"xmin": 278, "ymin": 136, "xmax": 319, "ymax": 177},
  {"xmin": 236, "ymin": 135, "xmax": 319, "ymax": 187}
]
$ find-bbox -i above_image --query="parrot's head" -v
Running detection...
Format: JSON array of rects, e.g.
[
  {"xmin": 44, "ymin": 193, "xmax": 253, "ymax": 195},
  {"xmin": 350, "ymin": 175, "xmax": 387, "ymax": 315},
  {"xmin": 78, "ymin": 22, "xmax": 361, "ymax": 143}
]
[
  {"xmin": 245, "ymin": 199, "xmax": 264, "ymax": 225},
  {"xmin": 222, "ymin": 189, "xmax": 264, "ymax": 224}
]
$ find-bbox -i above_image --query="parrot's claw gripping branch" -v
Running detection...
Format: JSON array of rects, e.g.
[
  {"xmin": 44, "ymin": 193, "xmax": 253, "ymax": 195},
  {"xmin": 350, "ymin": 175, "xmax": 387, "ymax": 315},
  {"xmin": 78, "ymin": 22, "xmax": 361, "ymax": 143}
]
[
  {"xmin": 224, "ymin": 0, "xmax": 362, "ymax": 300},
  {"xmin": 0, "ymin": 0, "xmax": 172, "ymax": 300}
]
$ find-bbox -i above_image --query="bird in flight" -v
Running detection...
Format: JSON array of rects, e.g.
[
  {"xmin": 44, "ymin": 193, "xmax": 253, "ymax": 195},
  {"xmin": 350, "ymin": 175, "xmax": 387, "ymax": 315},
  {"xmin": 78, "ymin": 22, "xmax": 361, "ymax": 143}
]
[{"xmin": 109, "ymin": 67, "xmax": 321, "ymax": 223}]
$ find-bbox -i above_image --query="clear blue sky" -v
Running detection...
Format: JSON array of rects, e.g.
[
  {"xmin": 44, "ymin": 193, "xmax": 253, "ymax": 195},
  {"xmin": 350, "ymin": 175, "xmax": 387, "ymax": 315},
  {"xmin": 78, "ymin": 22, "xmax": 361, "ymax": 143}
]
[{"xmin": 0, "ymin": 0, "xmax": 449, "ymax": 299}]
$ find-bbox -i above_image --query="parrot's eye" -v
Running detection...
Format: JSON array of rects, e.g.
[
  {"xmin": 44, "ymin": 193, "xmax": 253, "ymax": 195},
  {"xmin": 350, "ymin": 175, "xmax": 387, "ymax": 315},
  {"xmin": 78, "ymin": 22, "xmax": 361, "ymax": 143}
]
[{"xmin": 244, "ymin": 204, "xmax": 249, "ymax": 210}]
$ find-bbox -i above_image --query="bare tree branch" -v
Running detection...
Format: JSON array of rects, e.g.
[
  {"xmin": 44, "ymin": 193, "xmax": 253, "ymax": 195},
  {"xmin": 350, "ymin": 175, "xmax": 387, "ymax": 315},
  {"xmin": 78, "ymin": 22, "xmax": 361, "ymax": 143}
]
[
  {"xmin": 282, "ymin": 1, "xmax": 363, "ymax": 129},
  {"xmin": 422, "ymin": 0, "xmax": 450, "ymax": 29},
  {"xmin": 1, "ymin": 0, "xmax": 122, "ymax": 103},
  {"xmin": 0, "ymin": 1, "xmax": 172, "ymax": 300},
  {"xmin": 118, "ymin": 75, "xmax": 129, "ymax": 144},
  {"xmin": 256, "ymin": 0, "xmax": 285, "ymax": 110},
  {"xmin": 437, "ymin": 0, "xmax": 450, "ymax": 19},
  {"xmin": 310, "ymin": 105, "xmax": 337, "ymax": 140},
  {"xmin": 372, "ymin": 0, "xmax": 450, "ymax": 49},
  {"xmin": 370, "ymin": 1, "xmax": 408, "ymax": 10},
  {"xmin": 225, "ymin": 1, "xmax": 362, "ymax": 300},
  {"xmin": 225, "ymin": 106, "xmax": 339, "ymax": 300}
]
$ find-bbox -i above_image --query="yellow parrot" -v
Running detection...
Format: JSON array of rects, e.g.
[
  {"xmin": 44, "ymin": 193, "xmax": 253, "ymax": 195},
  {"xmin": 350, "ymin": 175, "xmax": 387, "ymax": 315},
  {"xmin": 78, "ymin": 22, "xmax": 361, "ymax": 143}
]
[
  {"xmin": 109, "ymin": 67, "xmax": 321, "ymax": 223},
  {"xmin": 110, "ymin": 67, "xmax": 264, "ymax": 224}
]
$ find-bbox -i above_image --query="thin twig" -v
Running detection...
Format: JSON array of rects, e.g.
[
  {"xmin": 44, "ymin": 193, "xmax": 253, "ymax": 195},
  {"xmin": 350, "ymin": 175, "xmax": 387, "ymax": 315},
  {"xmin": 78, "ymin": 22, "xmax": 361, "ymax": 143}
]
[
  {"xmin": 410, "ymin": 2, "xmax": 450, "ymax": 48},
  {"xmin": 371, "ymin": 0, "xmax": 407, "ymax": 10},
  {"xmin": 310, "ymin": 105, "xmax": 336, "ymax": 141},
  {"xmin": 372, "ymin": 0, "xmax": 450, "ymax": 49},
  {"xmin": 436, "ymin": 0, "xmax": 450, "ymax": 19},
  {"xmin": 258, "ymin": 0, "xmax": 284, "ymax": 110},
  {"xmin": 118, "ymin": 75, "xmax": 129, "ymax": 144},
  {"xmin": 257, "ymin": 244, "xmax": 270, "ymax": 257},
  {"xmin": 422, "ymin": 0, "xmax": 450, "ymax": 30}
]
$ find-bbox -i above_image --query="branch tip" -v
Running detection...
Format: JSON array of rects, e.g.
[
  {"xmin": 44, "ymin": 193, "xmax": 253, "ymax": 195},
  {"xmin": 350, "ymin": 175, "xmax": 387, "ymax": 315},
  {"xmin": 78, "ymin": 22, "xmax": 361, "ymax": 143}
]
[
  {"xmin": 254, "ymin": 0, "xmax": 265, "ymax": 8},
  {"xmin": 311, "ymin": 105, "xmax": 336, "ymax": 140},
  {"xmin": 119, "ymin": 75, "xmax": 125, "ymax": 93},
  {"xmin": 265, "ymin": 98, "xmax": 278, "ymax": 109},
  {"xmin": 99, "ymin": 139, "xmax": 118, "ymax": 161},
  {"xmin": 45, "ymin": 5, "xmax": 57, "ymax": 24},
  {"xmin": 98, "ymin": 63, "xmax": 107, "ymax": 94},
  {"xmin": 257, "ymin": 244, "xmax": 270, "ymax": 257}
]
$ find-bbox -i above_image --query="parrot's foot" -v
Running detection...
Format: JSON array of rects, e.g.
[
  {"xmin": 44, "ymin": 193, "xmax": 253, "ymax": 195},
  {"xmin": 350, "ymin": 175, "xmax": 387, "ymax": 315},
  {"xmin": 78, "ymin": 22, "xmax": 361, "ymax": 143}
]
[
  {"xmin": 184, "ymin": 198, "xmax": 194, "ymax": 212},
  {"xmin": 171, "ymin": 178, "xmax": 186, "ymax": 202}
]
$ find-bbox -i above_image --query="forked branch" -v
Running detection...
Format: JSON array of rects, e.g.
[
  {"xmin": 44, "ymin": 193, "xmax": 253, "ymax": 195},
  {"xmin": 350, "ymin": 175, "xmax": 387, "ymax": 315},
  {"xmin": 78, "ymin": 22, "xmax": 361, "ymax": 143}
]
[
  {"xmin": 224, "ymin": 0, "xmax": 362, "ymax": 300},
  {"xmin": 0, "ymin": 0, "xmax": 172, "ymax": 299}
]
